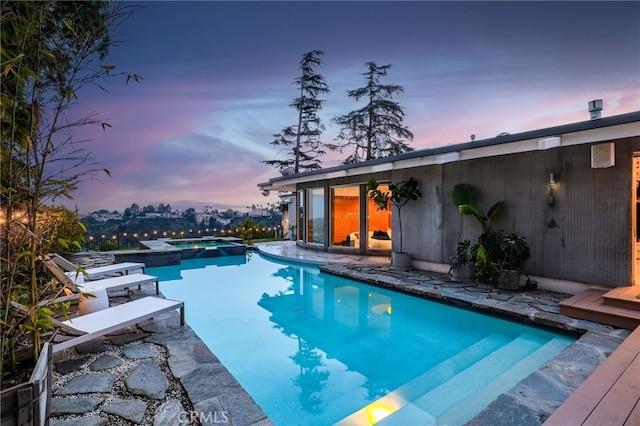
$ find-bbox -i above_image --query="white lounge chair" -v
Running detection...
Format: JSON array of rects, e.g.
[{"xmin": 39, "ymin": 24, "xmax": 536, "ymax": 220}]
[
  {"xmin": 48, "ymin": 253, "xmax": 145, "ymax": 280},
  {"xmin": 42, "ymin": 256, "xmax": 160, "ymax": 297},
  {"xmin": 12, "ymin": 297, "xmax": 185, "ymax": 354}
]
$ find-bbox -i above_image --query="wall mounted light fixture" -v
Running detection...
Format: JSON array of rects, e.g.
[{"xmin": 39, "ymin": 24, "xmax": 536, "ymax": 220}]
[{"xmin": 547, "ymin": 173, "xmax": 557, "ymax": 206}]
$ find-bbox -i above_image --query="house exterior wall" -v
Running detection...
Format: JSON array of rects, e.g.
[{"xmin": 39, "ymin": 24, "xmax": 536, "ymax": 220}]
[
  {"xmin": 278, "ymin": 118, "xmax": 640, "ymax": 288},
  {"xmin": 396, "ymin": 135, "xmax": 639, "ymax": 287}
]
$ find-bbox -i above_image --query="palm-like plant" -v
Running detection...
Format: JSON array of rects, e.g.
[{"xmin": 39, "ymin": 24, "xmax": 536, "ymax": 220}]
[{"xmin": 452, "ymin": 183, "xmax": 504, "ymax": 234}]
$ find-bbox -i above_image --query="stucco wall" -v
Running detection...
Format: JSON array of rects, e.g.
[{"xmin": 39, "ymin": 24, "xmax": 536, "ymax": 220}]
[{"xmin": 395, "ymin": 136, "xmax": 639, "ymax": 287}]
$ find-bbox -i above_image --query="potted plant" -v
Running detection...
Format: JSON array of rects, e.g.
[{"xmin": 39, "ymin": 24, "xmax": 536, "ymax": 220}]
[
  {"xmin": 497, "ymin": 232, "xmax": 530, "ymax": 289},
  {"xmin": 452, "ymin": 183, "xmax": 504, "ymax": 235},
  {"xmin": 449, "ymin": 240, "xmax": 477, "ymax": 281},
  {"xmin": 474, "ymin": 242, "xmax": 502, "ymax": 288},
  {"xmin": 474, "ymin": 231, "xmax": 530, "ymax": 289},
  {"xmin": 367, "ymin": 177, "xmax": 422, "ymax": 270}
]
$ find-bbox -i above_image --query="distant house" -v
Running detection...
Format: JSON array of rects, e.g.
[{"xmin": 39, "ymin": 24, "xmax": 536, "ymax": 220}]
[
  {"xmin": 248, "ymin": 207, "xmax": 271, "ymax": 218},
  {"xmin": 91, "ymin": 213, "xmax": 123, "ymax": 222},
  {"xmin": 259, "ymin": 110, "xmax": 640, "ymax": 293}
]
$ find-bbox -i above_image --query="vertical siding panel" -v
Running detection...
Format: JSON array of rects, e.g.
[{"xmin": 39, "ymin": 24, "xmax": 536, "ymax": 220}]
[
  {"xmin": 540, "ymin": 148, "xmax": 564, "ymax": 280},
  {"xmin": 592, "ymin": 148, "xmax": 631, "ymax": 285},
  {"xmin": 457, "ymin": 159, "xmax": 485, "ymax": 240},
  {"xmin": 559, "ymin": 145, "xmax": 593, "ymax": 282},
  {"xmin": 400, "ymin": 166, "xmax": 442, "ymax": 261},
  {"xmin": 528, "ymin": 150, "xmax": 550, "ymax": 276},
  {"xmin": 398, "ymin": 135, "xmax": 638, "ymax": 286},
  {"xmin": 442, "ymin": 162, "xmax": 465, "ymax": 263}
]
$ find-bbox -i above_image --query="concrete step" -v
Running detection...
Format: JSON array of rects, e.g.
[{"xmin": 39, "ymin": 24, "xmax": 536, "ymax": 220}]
[
  {"xmin": 435, "ymin": 336, "xmax": 573, "ymax": 425},
  {"xmin": 400, "ymin": 334, "xmax": 548, "ymax": 419},
  {"xmin": 369, "ymin": 334, "xmax": 550, "ymax": 426},
  {"xmin": 334, "ymin": 333, "xmax": 512, "ymax": 425}
]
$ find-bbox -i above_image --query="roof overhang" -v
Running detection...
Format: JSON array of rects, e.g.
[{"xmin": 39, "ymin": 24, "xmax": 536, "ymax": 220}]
[{"xmin": 258, "ymin": 111, "xmax": 640, "ymax": 192}]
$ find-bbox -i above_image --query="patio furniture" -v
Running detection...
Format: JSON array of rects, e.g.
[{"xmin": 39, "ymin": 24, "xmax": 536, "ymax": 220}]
[
  {"xmin": 42, "ymin": 256, "xmax": 161, "ymax": 301},
  {"xmin": 11, "ymin": 297, "xmax": 185, "ymax": 354},
  {"xmin": 48, "ymin": 253, "xmax": 145, "ymax": 280}
]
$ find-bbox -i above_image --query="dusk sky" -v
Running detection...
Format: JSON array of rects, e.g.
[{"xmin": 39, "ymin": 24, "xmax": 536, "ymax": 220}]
[{"xmin": 64, "ymin": 1, "xmax": 640, "ymax": 214}]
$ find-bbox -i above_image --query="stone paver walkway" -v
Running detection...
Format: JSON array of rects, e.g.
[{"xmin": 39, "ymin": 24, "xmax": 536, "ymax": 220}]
[{"xmin": 50, "ymin": 283, "xmax": 271, "ymax": 426}]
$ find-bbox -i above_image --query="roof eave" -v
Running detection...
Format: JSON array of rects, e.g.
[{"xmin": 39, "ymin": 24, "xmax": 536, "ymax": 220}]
[{"xmin": 258, "ymin": 111, "xmax": 640, "ymax": 191}]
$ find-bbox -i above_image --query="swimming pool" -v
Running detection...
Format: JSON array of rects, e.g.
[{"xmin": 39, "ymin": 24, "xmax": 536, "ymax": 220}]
[{"xmin": 150, "ymin": 254, "xmax": 574, "ymax": 425}]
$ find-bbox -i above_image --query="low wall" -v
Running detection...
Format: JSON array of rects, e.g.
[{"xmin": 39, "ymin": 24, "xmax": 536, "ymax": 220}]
[
  {"xmin": 114, "ymin": 239, "xmax": 247, "ymax": 265},
  {"xmin": 179, "ymin": 244, "xmax": 246, "ymax": 259},
  {"xmin": 113, "ymin": 249, "xmax": 182, "ymax": 267}
]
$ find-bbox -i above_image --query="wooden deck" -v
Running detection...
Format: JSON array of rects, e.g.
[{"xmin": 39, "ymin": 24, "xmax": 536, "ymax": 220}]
[
  {"xmin": 544, "ymin": 325, "xmax": 640, "ymax": 425},
  {"xmin": 559, "ymin": 286, "xmax": 640, "ymax": 330},
  {"xmin": 546, "ymin": 286, "xmax": 640, "ymax": 425}
]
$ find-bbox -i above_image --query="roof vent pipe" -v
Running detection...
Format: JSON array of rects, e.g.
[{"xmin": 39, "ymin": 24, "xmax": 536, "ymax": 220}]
[{"xmin": 588, "ymin": 99, "xmax": 603, "ymax": 120}]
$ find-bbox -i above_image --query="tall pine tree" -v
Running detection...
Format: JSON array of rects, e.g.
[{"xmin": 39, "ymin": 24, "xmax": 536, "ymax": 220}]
[
  {"xmin": 333, "ymin": 62, "xmax": 413, "ymax": 163},
  {"xmin": 264, "ymin": 50, "xmax": 331, "ymax": 173}
]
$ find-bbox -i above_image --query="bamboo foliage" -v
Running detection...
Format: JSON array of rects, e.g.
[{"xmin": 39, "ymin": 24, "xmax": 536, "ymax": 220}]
[{"xmin": 1, "ymin": 0, "xmax": 137, "ymax": 383}]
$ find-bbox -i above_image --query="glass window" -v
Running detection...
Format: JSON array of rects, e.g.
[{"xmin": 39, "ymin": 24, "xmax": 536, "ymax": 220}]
[
  {"xmin": 367, "ymin": 184, "xmax": 392, "ymax": 250},
  {"xmin": 307, "ymin": 188, "xmax": 325, "ymax": 244},
  {"xmin": 297, "ymin": 190, "xmax": 304, "ymax": 241},
  {"xmin": 330, "ymin": 185, "xmax": 360, "ymax": 247}
]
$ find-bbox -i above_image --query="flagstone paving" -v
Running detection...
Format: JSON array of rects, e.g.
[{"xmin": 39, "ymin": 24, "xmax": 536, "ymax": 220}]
[{"xmin": 49, "ymin": 285, "xmax": 271, "ymax": 426}]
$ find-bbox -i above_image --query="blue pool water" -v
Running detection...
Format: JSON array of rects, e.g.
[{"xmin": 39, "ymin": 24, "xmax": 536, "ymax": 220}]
[{"xmin": 150, "ymin": 254, "xmax": 574, "ymax": 426}]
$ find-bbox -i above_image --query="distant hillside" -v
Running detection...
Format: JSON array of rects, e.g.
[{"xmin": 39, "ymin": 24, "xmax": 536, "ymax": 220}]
[{"xmin": 82, "ymin": 213, "xmax": 283, "ymax": 239}]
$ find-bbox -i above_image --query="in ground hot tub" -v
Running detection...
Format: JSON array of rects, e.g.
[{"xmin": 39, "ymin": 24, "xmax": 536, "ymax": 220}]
[{"xmin": 162, "ymin": 237, "xmax": 246, "ymax": 259}]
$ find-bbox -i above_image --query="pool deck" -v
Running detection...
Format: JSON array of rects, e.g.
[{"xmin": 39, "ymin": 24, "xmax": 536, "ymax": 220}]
[{"xmin": 50, "ymin": 242, "xmax": 633, "ymax": 425}]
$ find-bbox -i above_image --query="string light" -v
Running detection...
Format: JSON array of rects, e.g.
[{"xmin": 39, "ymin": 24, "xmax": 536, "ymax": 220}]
[{"xmin": 83, "ymin": 222, "xmax": 282, "ymax": 249}]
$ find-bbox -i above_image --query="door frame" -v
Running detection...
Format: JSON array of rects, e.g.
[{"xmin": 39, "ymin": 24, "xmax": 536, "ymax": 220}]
[{"xmin": 632, "ymin": 153, "xmax": 640, "ymax": 285}]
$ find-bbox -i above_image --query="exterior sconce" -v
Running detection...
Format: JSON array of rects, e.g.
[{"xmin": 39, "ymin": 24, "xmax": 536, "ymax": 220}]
[{"xmin": 547, "ymin": 173, "xmax": 557, "ymax": 206}]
